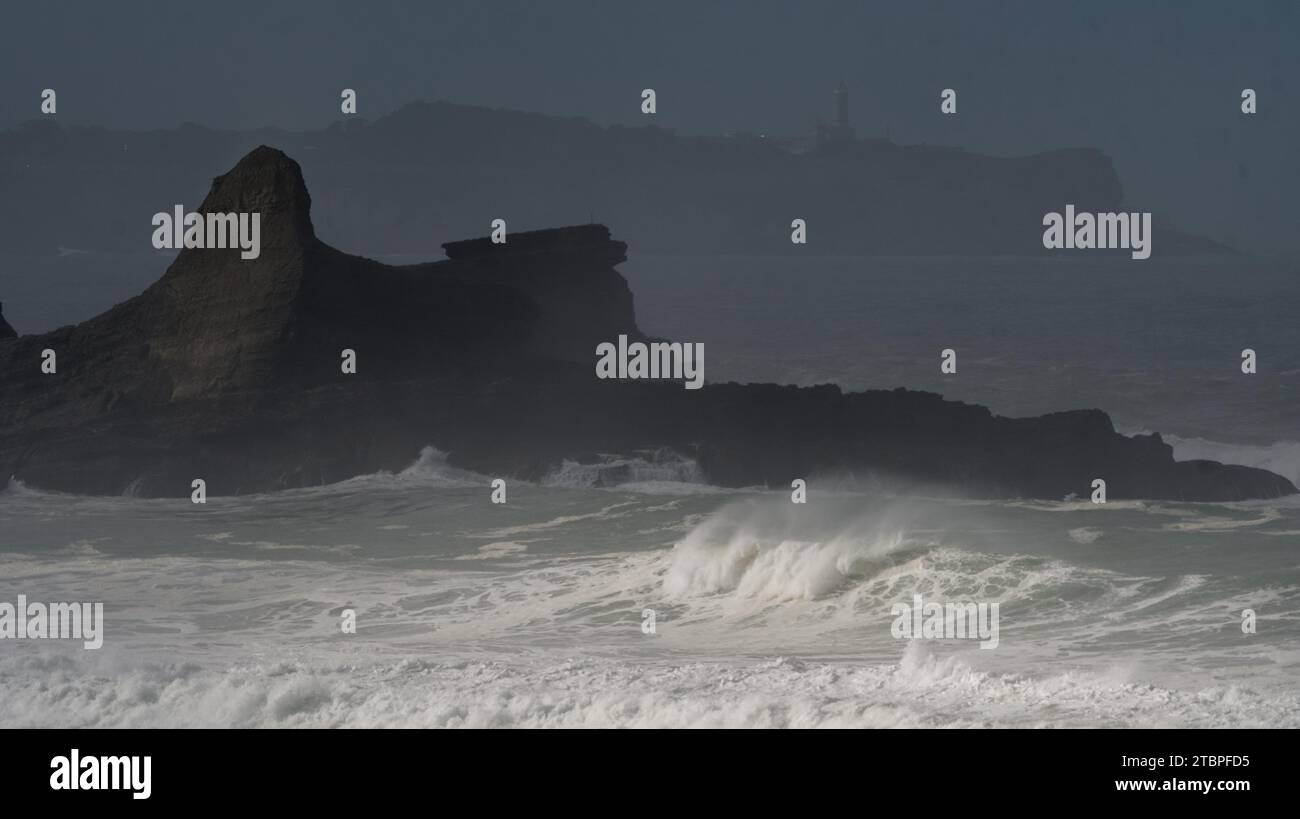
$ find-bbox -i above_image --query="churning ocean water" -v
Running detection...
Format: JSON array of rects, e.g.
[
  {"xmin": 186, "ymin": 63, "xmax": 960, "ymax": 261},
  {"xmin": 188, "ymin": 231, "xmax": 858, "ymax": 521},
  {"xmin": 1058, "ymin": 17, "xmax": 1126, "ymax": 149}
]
[{"xmin": 1, "ymin": 255, "xmax": 1298, "ymax": 728}]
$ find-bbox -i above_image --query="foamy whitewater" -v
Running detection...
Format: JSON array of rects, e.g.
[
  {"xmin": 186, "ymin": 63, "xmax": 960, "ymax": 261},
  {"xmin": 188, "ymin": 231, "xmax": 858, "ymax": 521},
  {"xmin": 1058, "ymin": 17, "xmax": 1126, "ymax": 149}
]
[{"xmin": 1, "ymin": 255, "xmax": 1297, "ymax": 727}]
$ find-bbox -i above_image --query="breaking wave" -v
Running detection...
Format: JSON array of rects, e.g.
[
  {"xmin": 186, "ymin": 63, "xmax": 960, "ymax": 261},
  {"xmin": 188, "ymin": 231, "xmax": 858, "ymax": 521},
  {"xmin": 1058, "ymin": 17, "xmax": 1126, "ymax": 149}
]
[
  {"xmin": 542, "ymin": 449, "xmax": 710, "ymax": 493},
  {"xmin": 664, "ymin": 497, "xmax": 917, "ymax": 601}
]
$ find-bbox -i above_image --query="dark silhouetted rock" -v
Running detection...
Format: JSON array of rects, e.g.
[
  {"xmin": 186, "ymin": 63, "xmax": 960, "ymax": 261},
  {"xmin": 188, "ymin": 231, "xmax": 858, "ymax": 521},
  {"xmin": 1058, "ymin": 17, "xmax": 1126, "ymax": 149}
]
[{"xmin": 0, "ymin": 147, "xmax": 1289, "ymax": 501}]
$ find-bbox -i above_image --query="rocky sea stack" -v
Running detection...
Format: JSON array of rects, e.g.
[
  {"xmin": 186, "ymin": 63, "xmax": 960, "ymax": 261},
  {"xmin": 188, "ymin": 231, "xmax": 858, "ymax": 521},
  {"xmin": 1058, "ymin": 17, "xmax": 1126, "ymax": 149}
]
[{"xmin": 0, "ymin": 147, "xmax": 1293, "ymax": 501}]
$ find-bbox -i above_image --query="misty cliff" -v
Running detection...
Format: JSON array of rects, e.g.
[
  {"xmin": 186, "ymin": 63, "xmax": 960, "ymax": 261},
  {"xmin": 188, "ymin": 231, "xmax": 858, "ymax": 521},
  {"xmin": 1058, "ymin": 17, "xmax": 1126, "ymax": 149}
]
[
  {"xmin": 0, "ymin": 102, "xmax": 1231, "ymax": 259},
  {"xmin": 0, "ymin": 147, "xmax": 1288, "ymax": 501}
]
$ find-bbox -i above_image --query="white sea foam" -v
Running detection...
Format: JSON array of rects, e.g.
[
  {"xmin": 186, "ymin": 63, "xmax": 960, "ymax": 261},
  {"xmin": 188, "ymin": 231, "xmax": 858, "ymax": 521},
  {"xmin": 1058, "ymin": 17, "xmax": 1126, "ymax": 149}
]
[
  {"xmin": 1068, "ymin": 527, "xmax": 1103, "ymax": 544},
  {"xmin": 2, "ymin": 641, "xmax": 1295, "ymax": 728},
  {"xmin": 542, "ymin": 450, "xmax": 709, "ymax": 492},
  {"xmin": 4, "ymin": 457, "xmax": 1299, "ymax": 728}
]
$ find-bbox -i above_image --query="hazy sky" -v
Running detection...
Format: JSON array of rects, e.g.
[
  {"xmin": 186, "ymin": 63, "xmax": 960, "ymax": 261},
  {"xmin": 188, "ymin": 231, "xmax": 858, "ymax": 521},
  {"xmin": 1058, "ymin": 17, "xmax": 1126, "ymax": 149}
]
[{"xmin": 2, "ymin": 0, "xmax": 1297, "ymax": 253}]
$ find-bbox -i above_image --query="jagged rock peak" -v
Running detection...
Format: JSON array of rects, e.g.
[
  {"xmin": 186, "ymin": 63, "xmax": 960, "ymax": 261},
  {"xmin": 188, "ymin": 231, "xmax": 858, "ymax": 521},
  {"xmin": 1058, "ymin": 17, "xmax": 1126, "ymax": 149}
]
[{"xmin": 199, "ymin": 146, "xmax": 315, "ymax": 240}]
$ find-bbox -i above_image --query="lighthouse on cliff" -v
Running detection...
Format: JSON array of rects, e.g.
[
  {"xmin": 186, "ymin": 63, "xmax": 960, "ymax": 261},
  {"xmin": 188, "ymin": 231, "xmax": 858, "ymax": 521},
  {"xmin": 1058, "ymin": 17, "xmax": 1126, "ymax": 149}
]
[{"xmin": 817, "ymin": 81, "xmax": 856, "ymax": 149}]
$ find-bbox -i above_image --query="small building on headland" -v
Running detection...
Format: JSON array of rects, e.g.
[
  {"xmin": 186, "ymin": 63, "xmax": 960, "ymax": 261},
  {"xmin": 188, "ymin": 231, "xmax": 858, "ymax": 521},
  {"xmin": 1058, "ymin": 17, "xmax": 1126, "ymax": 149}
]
[{"xmin": 749, "ymin": 81, "xmax": 873, "ymax": 155}]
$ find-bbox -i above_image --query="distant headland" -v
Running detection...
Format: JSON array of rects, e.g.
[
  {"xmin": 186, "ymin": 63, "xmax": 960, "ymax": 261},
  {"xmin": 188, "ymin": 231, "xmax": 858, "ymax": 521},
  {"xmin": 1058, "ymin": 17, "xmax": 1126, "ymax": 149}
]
[{"xmin": 0, "ymin": 96, "xmax": 1233, "ymax": 258}]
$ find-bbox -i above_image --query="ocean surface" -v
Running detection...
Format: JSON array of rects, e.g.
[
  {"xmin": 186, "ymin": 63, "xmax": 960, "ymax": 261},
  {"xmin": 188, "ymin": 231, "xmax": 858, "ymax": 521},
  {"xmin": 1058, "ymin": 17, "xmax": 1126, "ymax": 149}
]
[{"xmin": 1, "ymin": 253, "xmax": 1298, "ymax": 727}]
